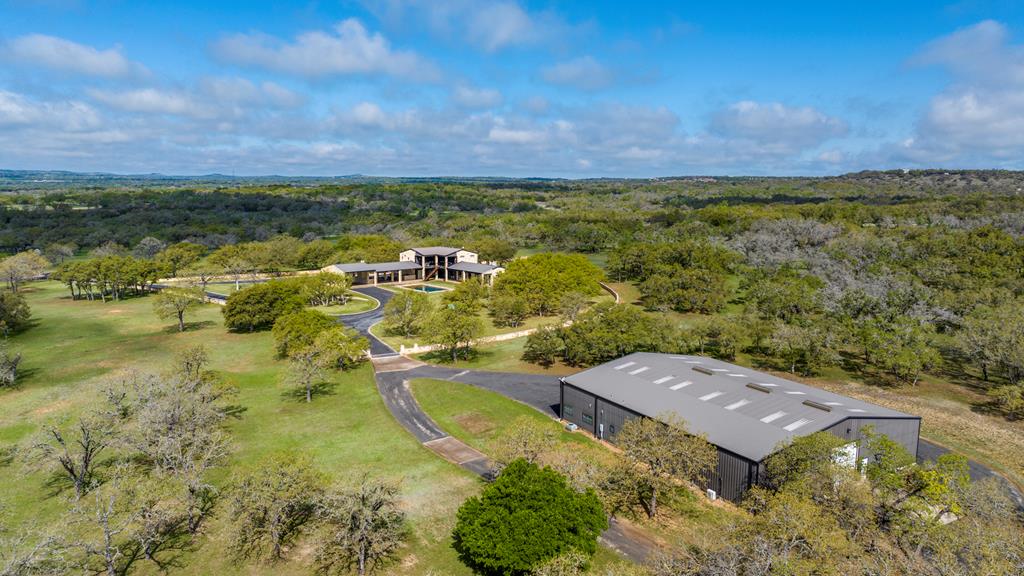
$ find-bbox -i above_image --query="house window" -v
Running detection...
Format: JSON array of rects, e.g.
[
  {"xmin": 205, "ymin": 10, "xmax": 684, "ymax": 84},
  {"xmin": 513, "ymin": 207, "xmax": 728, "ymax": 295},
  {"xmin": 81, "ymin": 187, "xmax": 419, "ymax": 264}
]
[
  {"xmin": 563, "ymin": 404, "xmax": 574, "ymax": 417},
  {"xmin": 582, "ymin": 413, "xmax": 593, "ymax": 425}
]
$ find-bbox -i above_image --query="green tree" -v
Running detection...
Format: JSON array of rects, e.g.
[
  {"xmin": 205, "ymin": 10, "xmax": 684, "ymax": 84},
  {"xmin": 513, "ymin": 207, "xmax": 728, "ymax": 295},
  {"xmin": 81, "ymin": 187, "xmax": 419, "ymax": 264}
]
[
  {"xmin": 491, "ymin": 293, "xmax": 529, "ymax": 327},
  {"xmin": 313, "ymin": 326, "xmax": 370, "ymax": 371},
  {"xmin": 493, "ymin": 253, "xmax": 604, "ymax": 316},
  {"xmin": 744, "ymin": 267, "xmax": 823, "ymax": 324},
  {"xmin": 152, "ymin": 286, "xmax": 204, "ymax": 332},
  {"xmin": 614, "ymin": 414, "xmax": 717, "ymax": 518},
  {"xmin": 769, "ymin": 323, "xmax": 841, "ymax": 376},
  {"xmin": 522, "ymin": 325, "xmax": 565, "ymax": 368},
  {"xmin": 452, "ymin": 459, "xmax": 607, "ymax": 575},
  {"xmin": 427, "ymin": 306, "xmax": 483, "ymax": 362},
  {"xmin": 559, "ymin": 303, "xmax": 681, "ymax": 367},
  {"xmin": 296, "ymin": 239, "xmax": 342, "ymax": 269},
  {"xmin": 381, "ymin": 290, "xmax": 433, "ymax": 338},
  {"xmin": 299, "ymin": 271, "xmax": 353, "ymax": 307},
  {"xmin": 557, "ymin": 292, "xmax": 588, "ymax": 323},
  {"xmin": 227, "ymin": 453, "xmax": 325, "ymax": 562},
  {"xmin": 673, "ymin": 267, "xmax": 728, "ymax": 314},
  {"xmin": 286, "ymin": 346, "xmax": 326, "ymax": 403},
  {"xmin": 0, "ymin": 251, "xmax": 49, "ymax": 293},
  {"xmin": 44, "ymin": 241, "xmax": 77, "ymax": 264},
  {"xmin": 222, "ymin": 281, "xmax": 305, "ymax": 332},
  {"xmin": 313, "ymin": 478, "xmax": 407, "ymax": 576},
  {"xmin": 0, "ymin": 291, "xmax": 31, "ymax": 336},
  {"xmin": 155, "ymin": 242, "xmax": 206, "ymax": 277},
  {"xmin": 869, "ymin": 318, "xmax": 940, "ymax": 385},
  {"xmin": 470, "ymin": 238, "xmax": 517, "ymax": 264},
  {"xmin": 271, "ymin": 309, "xmax": 335, "ymax": 357},
  {"xmin": 444, "ymin": 277, "xmax": 487, "ymax": 314}
]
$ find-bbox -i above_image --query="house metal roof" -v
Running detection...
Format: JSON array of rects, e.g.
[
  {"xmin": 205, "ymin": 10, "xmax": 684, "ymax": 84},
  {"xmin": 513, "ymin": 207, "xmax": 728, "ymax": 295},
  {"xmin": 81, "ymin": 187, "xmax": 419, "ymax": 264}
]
[
  {"xmin": 448, "ymin": 262, "xmax": 502, "ymax": 274},
  {"xmin": 408, "ymin": 246, "xmax": 462, "ymax": 256},
  {"xmin": 562, "ymin": 352, "xmax": 917, "ymax": 462},
  {"xmin": 329, "ymin": 261, "xmax": 420, "ymax": 274}
]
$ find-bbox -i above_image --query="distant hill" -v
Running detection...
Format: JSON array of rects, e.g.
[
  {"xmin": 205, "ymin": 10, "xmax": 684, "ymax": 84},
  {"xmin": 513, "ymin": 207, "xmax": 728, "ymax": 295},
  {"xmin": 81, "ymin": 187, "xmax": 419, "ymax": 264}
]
[{"xmin": 2, "ymin": 168, "xmax": 1024, "ymax": 194}]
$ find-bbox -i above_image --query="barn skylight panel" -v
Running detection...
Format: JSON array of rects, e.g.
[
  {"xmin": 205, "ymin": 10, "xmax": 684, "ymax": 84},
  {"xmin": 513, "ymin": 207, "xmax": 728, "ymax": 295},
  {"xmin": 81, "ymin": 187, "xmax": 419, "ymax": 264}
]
[
  {"xmin": 783, "ymin": 418, "xmax": 814, "ymax": 431},
  {"xmin": 699, "ymin": 391, "xmax": 724, "ymax": 401},
  {"xmin": 613, "ymin": 361, "xmax": 636, "ymax": 370},
  {"xmin": 669, "ymin": 381, "xmax": 692, "ymax": 390},
  {"xmin": 724, "ymin": 399, "xmax": 752, "ymax": 411},
  {"xmin": 628, "ymin": 366, "xmax": 649, "ymax": 375},
  {"xmin": 760, "ymin": 411, "xmax": 787, "ymax": 423},
  {"xmin": 652, "ymin": 376, "xmax": 674, "ymax": 384}
]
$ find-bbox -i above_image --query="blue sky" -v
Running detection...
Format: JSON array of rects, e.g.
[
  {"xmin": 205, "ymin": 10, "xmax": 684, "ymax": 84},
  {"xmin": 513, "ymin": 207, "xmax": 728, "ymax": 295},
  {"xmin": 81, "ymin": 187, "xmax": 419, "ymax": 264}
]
[{"xmin": 2, "ymin": 0, "xmax": 1024, "ymax": 176}]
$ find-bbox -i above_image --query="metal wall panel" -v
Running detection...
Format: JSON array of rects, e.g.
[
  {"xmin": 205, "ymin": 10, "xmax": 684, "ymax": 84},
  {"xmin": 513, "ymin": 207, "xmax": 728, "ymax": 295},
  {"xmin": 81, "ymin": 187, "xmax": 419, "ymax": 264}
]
[
  {"xmin": 595, "ymin": 398, "xmax": 642, "ymax": 442},
  {"xmin": 702, "ymin": 449, "xmax": 755, "ymax": 502},
  {"xmin": 561, "ymin": 383, "xmax": 597, "ymax": 435},
  {"xmin": 825, "ymin": 418, "xmax": 920, "ymax": 461}
]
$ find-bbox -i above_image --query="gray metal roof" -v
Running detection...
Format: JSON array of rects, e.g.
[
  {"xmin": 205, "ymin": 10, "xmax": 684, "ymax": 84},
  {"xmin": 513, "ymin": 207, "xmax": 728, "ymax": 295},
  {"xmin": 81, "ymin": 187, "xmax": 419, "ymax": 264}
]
[
  {"xmin": 409, "ymin": 246, "xmax": 461, "ymax": 256},
  {"xmin": 448, "ymin": 262, "xmax": 501, "ymax": 274},
  {"xmin": 562, "ymin": 352, "xmax": 917, "ymax": 462},
  {"xmin": 330, "ymin": 261, "xmax": 420, "ymax": 273}
]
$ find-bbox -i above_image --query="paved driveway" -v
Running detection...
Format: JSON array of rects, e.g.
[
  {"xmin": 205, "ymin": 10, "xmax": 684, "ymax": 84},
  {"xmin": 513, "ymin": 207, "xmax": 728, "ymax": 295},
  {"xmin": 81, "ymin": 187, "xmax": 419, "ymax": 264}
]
[{"xmin": 340, "ymin": 286, "xmax": 397, "ymax": 357}]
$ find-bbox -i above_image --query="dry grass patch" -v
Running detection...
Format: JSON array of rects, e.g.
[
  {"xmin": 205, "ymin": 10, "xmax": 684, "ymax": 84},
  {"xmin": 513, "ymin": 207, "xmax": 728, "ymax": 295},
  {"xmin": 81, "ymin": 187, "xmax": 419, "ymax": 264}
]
[{"xmin": 452, "ymin": 411, "xmax": 496, "ymax": 434}]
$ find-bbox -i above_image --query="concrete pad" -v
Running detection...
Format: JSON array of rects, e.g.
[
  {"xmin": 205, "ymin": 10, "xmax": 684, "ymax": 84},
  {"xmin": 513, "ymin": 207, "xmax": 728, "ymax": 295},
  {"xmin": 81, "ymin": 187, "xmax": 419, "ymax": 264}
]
[
  {"xmin": 372, "ymin": 355, "xmax": 427, "ymax": 373},
  {"xmin": 423, "ymin": 436, "xmax": 491, "ymax": 467}
]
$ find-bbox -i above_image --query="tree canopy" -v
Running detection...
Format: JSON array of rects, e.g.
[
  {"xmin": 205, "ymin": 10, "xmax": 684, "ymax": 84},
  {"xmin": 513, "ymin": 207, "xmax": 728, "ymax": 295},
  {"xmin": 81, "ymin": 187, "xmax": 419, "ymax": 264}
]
[{"xmin": 451, "ymin": 459, "xmax": 607, "ymax": 575}]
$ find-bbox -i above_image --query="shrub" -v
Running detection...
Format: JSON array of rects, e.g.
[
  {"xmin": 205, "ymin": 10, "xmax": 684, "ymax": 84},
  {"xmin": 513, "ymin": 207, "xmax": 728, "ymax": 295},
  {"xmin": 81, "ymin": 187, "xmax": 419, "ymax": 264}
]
[
  {"xmin": 452, "ymin": 459, "xmax": 606, "ymax": 575},
  {"xmin": 272, "ymin": 309, "xmax": 336, "ymax": 357},
  {"xmin": 223, "ymin": 281, "xmax": 305, "ymax": 332}
]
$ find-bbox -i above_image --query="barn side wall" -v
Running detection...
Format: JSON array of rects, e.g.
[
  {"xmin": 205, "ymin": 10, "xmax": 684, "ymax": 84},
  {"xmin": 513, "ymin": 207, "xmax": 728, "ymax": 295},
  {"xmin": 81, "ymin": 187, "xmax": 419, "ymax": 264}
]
[
  {"xmin": 824, "ymin": 417, "xmax": 921, "ymax": 461},
  {"xmin": 559, "ymin": 382, "xmax": 759, "ymax": 502}
]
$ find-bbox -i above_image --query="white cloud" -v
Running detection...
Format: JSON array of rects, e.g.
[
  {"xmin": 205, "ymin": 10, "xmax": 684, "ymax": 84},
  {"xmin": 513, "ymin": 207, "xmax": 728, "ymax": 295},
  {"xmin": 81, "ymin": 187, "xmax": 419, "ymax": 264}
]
[
  {"xmin": 212, "ymin": 19, "xmax": 439, "ymax": 81},
  {"xmin": 364, "ymin": 0, "xmax": 574, "ymax": 52},
  {"xmin": 710, "ymin": 101, "xmax": 847, "ymax": 150},
  {"xmin": 0, "ymin": 90, "xmax": 101, "ymax": 130},
  {"xmin": 487, "ymin": 125, "xmax": 545, "ymax": 144},
  {"xmin": 452, "ymin": 84, "xmax": 502, "ymax": 108},
  {"xmin": 88, "ymin": 88, "xmax": 215, "ymax": 118},
  {"xmin": 87, "ymin": 79, "xmax": 303, "ymax": 121},
  {"xmin": 2, "ymin": 34, "xmax": 147, "ymax": 78},
  {"xmin": 896, "ymin": 20, "xmax": 1024, "ymax": 162},
  {"xmin": 465, "ymin": 2, "xmax": 535, "ymax": 52},
  {"xmin": 198, "ymin": 77, "xmax": 304, "ymax": 108},
  {"xmin": 541, "ymin": 56, "xmax": 614, "ymax": 91}
]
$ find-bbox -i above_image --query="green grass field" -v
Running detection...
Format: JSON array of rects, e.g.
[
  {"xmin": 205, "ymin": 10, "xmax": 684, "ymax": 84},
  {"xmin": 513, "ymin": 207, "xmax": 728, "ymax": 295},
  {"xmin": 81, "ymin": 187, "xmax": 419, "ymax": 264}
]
[
  {"xmin": 0, "ymin": 281, "xmax": 483, "ymax": 575},
  {"xmin": 308, "ymin": 291, "xmax": 378, "ymax": 315}
]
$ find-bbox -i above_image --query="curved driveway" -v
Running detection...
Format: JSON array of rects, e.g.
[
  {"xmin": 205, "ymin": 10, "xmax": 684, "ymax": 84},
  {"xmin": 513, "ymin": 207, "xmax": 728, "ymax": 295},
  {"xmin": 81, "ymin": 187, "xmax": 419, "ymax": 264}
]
[{"xmin": 341, "ymin": 286, "xmax": 398, "ymax": 357}]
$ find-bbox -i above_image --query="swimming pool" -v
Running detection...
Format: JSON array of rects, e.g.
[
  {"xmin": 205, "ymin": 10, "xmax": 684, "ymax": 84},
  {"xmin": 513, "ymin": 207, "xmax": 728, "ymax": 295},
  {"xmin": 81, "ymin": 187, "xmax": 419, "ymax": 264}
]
[{"xmin": 408, "ymin": 285, "xmax": 447, "ymax": 293}]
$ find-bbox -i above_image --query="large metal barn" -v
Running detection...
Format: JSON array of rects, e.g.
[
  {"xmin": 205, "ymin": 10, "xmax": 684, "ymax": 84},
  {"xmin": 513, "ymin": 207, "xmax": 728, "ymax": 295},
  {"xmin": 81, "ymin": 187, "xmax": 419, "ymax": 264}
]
[{"xmin": 559, "ymin": 352, "xmax": 921, "ymax": 501}]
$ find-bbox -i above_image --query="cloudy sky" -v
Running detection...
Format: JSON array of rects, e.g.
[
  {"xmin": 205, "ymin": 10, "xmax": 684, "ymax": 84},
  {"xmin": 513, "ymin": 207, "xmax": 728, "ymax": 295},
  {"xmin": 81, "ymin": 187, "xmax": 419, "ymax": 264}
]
[{"xmin": 2, "ymin": 0, "xmax": 1024, "ymax": 176}]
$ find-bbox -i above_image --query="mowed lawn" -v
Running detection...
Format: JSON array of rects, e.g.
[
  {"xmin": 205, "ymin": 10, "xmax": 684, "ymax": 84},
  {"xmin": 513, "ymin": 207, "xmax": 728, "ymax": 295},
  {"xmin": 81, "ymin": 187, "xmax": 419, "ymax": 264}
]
[{"xmin": 0, "ymin": 281, "xmax": 481, "ymax": 575}]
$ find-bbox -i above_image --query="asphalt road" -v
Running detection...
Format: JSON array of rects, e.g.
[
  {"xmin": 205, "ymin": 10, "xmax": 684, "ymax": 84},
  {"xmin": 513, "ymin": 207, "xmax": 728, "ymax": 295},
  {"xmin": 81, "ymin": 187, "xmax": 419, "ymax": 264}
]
[{"xmin": 340, "ymin": 286, "xmax": 397, "ymax": 357}]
